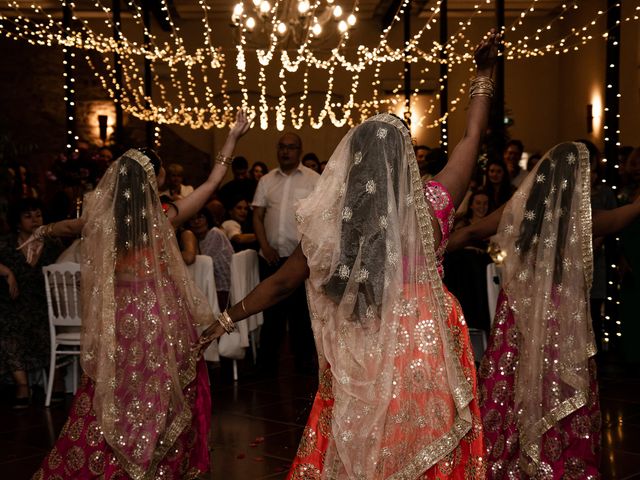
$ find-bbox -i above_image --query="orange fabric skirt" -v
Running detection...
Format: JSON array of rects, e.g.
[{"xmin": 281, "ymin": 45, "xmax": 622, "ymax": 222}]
[{"xmin": 287, "ymin": 292, "xmax": 485, "ymax": 479}]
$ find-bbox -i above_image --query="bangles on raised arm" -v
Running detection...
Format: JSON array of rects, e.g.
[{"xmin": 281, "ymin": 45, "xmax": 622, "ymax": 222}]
[{"xmin": 469, "ymin": 75, "xmax": 495, "ymax": 99}]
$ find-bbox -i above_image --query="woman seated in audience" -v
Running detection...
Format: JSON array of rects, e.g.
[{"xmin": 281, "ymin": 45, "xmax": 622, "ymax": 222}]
[
  {"xmin": 250, "ymin": 161, "xmax": 268, "ymax": 184},
  {"xmin": 0, "ymin": 198, "xmax": 63, "ymax": 407},
  {"xmin": 187, "ymin": 208, "xmax": 233, "ymax": 308},
  {"xmin": 484, "ymin": 157, "xmax": 515, "ymax": 212},
  {"xmin": 444, "ymin": 189, "xmax": 492, "ymax": 334},
  {"xmin": 221, "ymin": 195, "xmax": 258, "ymax": 252},
  {"xmin": 161, "ymin": 195, "xmax": 198, "ymax": 265}
]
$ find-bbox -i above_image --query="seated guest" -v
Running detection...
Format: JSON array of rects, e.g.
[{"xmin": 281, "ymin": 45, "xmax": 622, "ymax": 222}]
[
  {"xmin": 161, "ymin": 193, "xmax": 199, "ymax": 266},
  {"xmin": 250, "ymin": 161, "xmax": 269, "ymax": 183},
  {"xmin": 218, "ymin": 156, "xmax": 257, "ymax": 207},
  {"xmin": 176, "ymin": 225, "xmax": 198, "ymax": 266},
  {"xmin": 414, "ymin": 144, "xmax": 431, "ymax": 178},
  {"xmin": 444, "ymin": 189, "xmax": 492, "ymax": 334},
  {"xmin": 0, "ymin": 198, "xmax": 63, "ymax": 407},
  {"xmin": 159, "ymin": 163, "xmax": 194, "ymax": 200},
  {"xmin": 526, "ymin": 152, "xmax": 542, "ymax": 171},
  {"xmin": 302, "ymin": 153, "xmax": 321, "ymax": 173},
  {"xmin": 221, "ymin": 195, "xmax": 258, "ymax": 252},
  {"xmin": 504, "ymin": 139, "xmax": 527, "ymax": 187},
  {"xmin": 187, "ymin": 208, "xmax": 233, "ymax": 308},
  {"xmin": 484, "ymin": 158, "xmax": 515, "ymax": 212}
]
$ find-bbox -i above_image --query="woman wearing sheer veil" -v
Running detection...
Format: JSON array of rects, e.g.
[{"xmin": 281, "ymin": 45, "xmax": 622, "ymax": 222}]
[
  {"xmin": 201, "ymin": 32, "xmax": 500, "ymax": 479},
  {"xmin": 26, "ymin": 110, "xmax": 250, "ymax": 480},
  {"xmin": 448, "ymin": 142, "xmax": 640, "ymax": 477}
]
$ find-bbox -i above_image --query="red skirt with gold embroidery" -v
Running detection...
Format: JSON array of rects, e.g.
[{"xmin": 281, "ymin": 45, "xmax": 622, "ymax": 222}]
[
  {"xmin": 287, "ymin": 293, "xmax": 485, "ymax": 479},
  {"xmin": 32, "ymin": 359, "xmax": 211, "ymax": 480}
]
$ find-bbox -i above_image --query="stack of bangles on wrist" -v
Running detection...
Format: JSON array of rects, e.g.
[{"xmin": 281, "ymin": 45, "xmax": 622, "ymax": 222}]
[
  {"xmin": 216, "ymin": 310, "xmax": 236, "ymax": 334},
  {"xmin": 35, "ymin": 223, "xmax": 55, "ymax": 240},
  {"xmin": 215, "ymin": 152, "xmax": 233, "ymax": 166},
  {"xmin": 469, "ymin": 76, "xmax": 495, "ymax": 98}
]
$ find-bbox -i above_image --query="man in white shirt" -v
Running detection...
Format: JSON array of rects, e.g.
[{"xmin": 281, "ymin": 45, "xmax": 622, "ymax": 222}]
[{"xmin": 252, "ymin": 132, "xmax": 320, "ymax": 375}]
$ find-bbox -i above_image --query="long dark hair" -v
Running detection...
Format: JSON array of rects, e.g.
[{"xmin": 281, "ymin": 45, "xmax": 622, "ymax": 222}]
[
  {"xmin": 114, "ymin": 154, "xmax": 159, "ymax": 253},
  {"xmin": 516, "ymin": 142, "xmax": 580, "ymax": 284}
]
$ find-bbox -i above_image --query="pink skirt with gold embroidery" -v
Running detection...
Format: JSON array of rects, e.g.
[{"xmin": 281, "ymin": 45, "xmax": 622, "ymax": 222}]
[{"xmin": 32, "ymin": 359, "xmax": 211, "ymax": 480}]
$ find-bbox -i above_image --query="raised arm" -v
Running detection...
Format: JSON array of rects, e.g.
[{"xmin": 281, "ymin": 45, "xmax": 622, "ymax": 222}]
[
  {"xmin": 170, "ymin": 109, "xmax": 251, "ymax": 227},
  {"xmin": 447, "ymin": 205, "xmax": 504, "ymax": 252},
  {"xmin": 434, "ymin": 30, "xmax": 500, "ymax": 207}
]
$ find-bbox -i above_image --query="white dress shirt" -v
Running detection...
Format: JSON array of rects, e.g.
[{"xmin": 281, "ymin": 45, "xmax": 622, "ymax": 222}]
[
  {"xmin": 252, "ymin": 164, "xmax": 319, "ymax": 257},
  {"xmin": 159, "ymin": 184, "xmax": 194, "ymax": 199}
]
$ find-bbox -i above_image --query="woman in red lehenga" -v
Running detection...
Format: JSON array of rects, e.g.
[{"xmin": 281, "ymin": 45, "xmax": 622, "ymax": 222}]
[
  {"xmin": 24, "ymin": 111, "xmax": 250, "ymax": 480},
  {"xmin": 449, "ymin": 142, "xmax": 640, "ymax": 478},
  {"xmin": 201, "ymin": 33, "xmax": 500, "ymax": 479}
]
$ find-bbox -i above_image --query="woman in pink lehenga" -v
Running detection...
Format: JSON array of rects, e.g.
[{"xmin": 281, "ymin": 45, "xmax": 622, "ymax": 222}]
[
  {"xmin": 200, "ymin": 32, "xmax": 501, "ymax": 479},
  {"xmin": 449, "ymin": 142, "xmax": 640, "ymax": 478},
  {"xmin": 23, "ymin": 111, "xmax": 250, "ymax": 480}
]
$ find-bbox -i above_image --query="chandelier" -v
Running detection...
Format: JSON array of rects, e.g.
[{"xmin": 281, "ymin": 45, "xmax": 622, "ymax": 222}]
[{"xmin": 231, "ymin": 0, "xmax": 357, "ymax": 47}]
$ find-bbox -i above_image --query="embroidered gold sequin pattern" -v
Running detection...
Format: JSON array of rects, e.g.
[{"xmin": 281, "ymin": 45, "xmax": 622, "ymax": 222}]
[
  {"xmin": 66, "ymin": 445, "xmax": 86, "ymax": 472},
  {"xmin": 297, "ymin": 426, "xmax": 318, "ymax": 458},
  {"xmin": 89, "ymin": 451, "xmax": 106, "ymax": 475},
  {"xmin": 291, "ymin": 462, "xmax": 322, "ymax": 479}
]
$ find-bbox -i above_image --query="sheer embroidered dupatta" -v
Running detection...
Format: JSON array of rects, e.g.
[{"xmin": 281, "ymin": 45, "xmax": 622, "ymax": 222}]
[
  {"xmin": 80, "ymin": 150, "xmax": 214, "ymax": 479},
  {"xmin": 296, "ymin": 114, "xmax": 473, "ymax": 479},
  {"xmin": 493, "ymin": 142, "xmax": 595, "ymax": 474}
]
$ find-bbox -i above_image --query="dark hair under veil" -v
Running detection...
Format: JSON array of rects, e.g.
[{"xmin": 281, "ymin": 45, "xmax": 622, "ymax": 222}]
[
  {"xmin": 493, "ymin": 141, "xmax": 595, "ymax": 474},
  {"xmin": 323, "ymin": 120, "xmax": 403, "ymax": 321},
  {"xmin": 516, "ymin": 142, "xmax": 580, "ymax": 284}
]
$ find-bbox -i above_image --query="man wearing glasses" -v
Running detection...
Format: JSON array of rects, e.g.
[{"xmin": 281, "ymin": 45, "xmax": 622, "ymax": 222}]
[{"xmin": 252, "ymin": 132, "xmax": 320, "ymax": 376}]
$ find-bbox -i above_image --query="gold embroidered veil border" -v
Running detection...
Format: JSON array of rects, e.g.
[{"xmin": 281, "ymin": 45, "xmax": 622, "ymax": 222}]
[
  {"xmin": 79, "ymin": 149, "xmax": 214, "ymax": 479},
  {"xmin": 494, "ymin": 141, "xmax": 595, "ymax": 474},
  {"xmin": 297, "ymin": 114, "xmax": 473, "ymax": 479}
]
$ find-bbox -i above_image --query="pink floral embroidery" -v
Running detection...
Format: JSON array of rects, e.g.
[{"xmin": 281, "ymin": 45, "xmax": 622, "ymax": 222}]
[{"xmin": 424, "ymin": 180, "xmax": 455, "ymax": 276}]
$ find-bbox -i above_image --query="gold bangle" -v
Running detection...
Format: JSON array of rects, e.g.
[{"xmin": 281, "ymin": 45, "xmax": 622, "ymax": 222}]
[
  {"xmin": 216, "ymin": 310, "xmax": 236, "ymax": 334},
  {"xmin": 215, "ymin": 152, "xmax": 233, "ymax": 166},
  {"xmin": 241, "ymin": 299, "xmax": 248, "ymax": 316}
]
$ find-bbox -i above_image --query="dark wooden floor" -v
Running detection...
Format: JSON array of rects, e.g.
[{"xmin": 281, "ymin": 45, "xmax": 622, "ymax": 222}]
[{"xmin": 1, "ymin": 358, "xmax": 640, "ymax": 479}]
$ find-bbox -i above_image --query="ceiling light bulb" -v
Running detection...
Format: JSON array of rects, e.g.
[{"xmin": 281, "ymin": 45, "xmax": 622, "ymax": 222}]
[
  {"xmin": 277, "ymin": 22, "xmax": 287, "ymax": 34},
  {"xmin": 333, "ymin": 5, "xmax": 343, "ymax": 17},
  {"xmin": 338, "ymin": 20, "xmax": 348, "ymax": 32},
  {"xmin": 259, "ymin": 1, "xmax": 270, "ymax": 14},
  {"xmin": 298, "ymin": 0, "xmax": 310, "ymax": 14},
  {"xmin": 347, "ymin": 13, "xmax": 356, "ymax": 26},
  {"xmin": 245, "ymin": 16, "xmax": 256, "ymax": 30},
  {"xmin": 312, "ymin": 22, "xmax": 322, "ymax": 36},
  {"xmin": 252, "ymin": 0, "xmax": 261, "ymax": 6},
  {"xmin": 233, "ymin": 3, "xmax": 244, "ymax": 17}
]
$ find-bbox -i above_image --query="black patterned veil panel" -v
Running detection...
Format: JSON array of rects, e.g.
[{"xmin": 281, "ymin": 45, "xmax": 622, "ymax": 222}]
[{"xmin": 323, "ymin": 120, "xmax": 404, "ymax": 322}]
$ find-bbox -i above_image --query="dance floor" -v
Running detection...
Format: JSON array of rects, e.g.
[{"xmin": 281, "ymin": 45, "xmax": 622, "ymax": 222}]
[{"xmin": 1, "ymin": 357, "xmax": 639, "ymax": 479}]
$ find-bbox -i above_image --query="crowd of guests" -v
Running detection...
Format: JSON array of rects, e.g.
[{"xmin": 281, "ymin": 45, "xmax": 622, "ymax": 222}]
[{"xmin": 1, "ymin": 135, "xmax": 638, "ymax": 408}]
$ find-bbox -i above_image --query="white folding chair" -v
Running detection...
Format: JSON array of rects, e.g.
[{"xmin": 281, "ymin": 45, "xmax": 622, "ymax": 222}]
[
  {"xmin": 42, "ymin": 262, "xmax": 82, "ymax": 407},
  {"xmin": 230, "ymin": 249, "xmax": 264, "ymax": 364},
  {"xmin": 187, "ymin": 255, "xmax": 220, "ymax": 362}
]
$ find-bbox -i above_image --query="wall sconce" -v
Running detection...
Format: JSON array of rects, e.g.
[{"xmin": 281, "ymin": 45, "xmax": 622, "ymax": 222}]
[
  {"xmin": 98, "ymin": 115, "xmax": 108, "ymax": 144},
  {"xmin": 587, "ymin": 104, "xmax": 594, "ymax": 133}
]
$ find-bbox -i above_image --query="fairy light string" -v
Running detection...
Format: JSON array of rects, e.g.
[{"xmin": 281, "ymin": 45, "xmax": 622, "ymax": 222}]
[{"xmin": 0, "ymin": 1, "xmax": 637, "ymax": 129}]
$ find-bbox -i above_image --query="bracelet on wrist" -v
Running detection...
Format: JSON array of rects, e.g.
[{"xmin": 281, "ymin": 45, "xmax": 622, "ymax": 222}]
[
  {"xmin": 216, "ymin": 310, "xmax": 237, "ymax": 334},
  {"xmin": 215, "ymin": 152, "xmax": 233, "ymax": 166}
]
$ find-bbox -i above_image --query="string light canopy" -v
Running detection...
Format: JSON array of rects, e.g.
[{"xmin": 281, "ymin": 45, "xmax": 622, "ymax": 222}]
[{"xmin": 0, "ymin": 0, "xmax": 637, "ymax": 130}]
